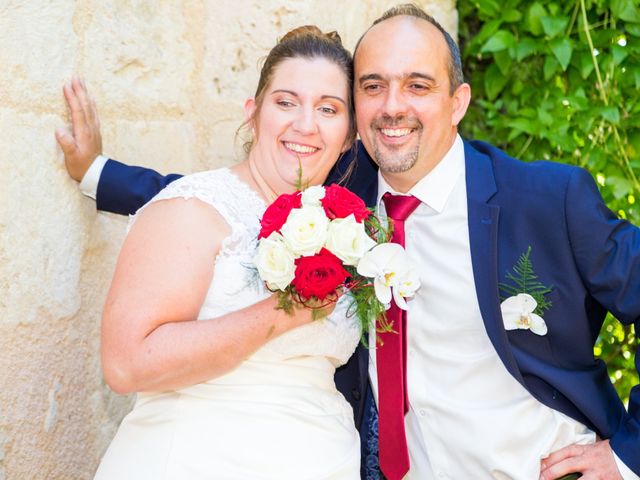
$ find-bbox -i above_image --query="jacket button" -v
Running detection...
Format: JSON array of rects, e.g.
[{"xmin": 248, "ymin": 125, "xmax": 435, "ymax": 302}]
[{"xmin": 352, "ymin": 389, "xmax": 361, "ymax": 400}]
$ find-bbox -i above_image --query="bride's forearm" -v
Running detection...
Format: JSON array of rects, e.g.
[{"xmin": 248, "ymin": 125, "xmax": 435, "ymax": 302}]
[{"xmin": 101, "ymin": 295, "xmax": 311, "ymax": 394}]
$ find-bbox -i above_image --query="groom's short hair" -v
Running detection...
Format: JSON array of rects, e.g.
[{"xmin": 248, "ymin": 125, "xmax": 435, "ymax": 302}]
[{"xmin": 354, "ymin": 3, "xmax": 464, "ymax": 95}]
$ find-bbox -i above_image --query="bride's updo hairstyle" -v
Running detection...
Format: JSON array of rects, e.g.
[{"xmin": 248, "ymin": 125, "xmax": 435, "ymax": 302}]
[{"xmin": 242, "ymin": 25, "xmax": 356, "ymax": 155}]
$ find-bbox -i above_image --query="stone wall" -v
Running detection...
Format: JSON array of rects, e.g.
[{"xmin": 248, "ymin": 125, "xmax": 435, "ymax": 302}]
[{"xmin": 0, "ymin": 1, "xmax": 457, "ymax": 478}]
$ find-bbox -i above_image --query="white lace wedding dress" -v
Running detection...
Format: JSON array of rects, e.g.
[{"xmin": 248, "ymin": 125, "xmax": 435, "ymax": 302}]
[{"xmin": 93, "ymin": 168, "xmax": 361, "ymax": 480}]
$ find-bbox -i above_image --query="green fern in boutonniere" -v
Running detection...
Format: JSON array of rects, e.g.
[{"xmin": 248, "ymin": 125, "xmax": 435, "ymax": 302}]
[
  {"xmin": 499, "ymin": 246, "xmax": 552, "ymax": 336},
  {"xmin": 499, "ymin": 246, "xmax": 553, "ymax": 314}
]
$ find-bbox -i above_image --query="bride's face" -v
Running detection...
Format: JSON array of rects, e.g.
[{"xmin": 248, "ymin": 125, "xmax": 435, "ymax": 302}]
[{"xmin": 246, "ymin": 57, "xmax": 351, "ymax": 192}]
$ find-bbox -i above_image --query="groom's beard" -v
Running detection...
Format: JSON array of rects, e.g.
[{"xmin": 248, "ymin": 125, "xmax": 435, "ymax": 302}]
[
  {"xmin": 374, "ymin": 144, "xmax": 420, "ymax": 174},
  {"xmin": 369, "ymin": 116, "xmax": 422, "ymax": 174}
]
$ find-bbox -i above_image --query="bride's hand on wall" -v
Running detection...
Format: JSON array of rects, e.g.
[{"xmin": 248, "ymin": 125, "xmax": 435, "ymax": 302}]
[{"xmin": 55, "ymin": 75, "xmax": 102, "ymax": 182}]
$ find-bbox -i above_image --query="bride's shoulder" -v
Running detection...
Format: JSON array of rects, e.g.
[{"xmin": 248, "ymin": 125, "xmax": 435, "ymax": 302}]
[
  {"xmin": 128, "ymin": 168, "xmax": 235, "ymax": 233},
  {"xmin": 146, "ymin": 167, "xmax": 236, "ymax": 206}
]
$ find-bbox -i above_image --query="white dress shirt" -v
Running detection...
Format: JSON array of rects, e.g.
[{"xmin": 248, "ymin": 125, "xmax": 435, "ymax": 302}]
[
  {"xmin": 369, "ymin": 135, "xmax": 636, "ymax": 479},
  {"xmin": 78, "ymin": 154, "xmax": 108, "ymax": 199}
]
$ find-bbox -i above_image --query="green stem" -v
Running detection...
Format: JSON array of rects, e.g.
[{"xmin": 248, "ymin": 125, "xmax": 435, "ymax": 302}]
[
  {"xmin": 613, "ymin": 127, "xmax": 640, "ymax": 190},
  {"xmin": 566, "ymin": 0, "xmax": 580, "ymax": 37},
  {"xmin": 580, "ymin": 0, "xmax": 608, "ymax": 105},
  {"xmin": 516, "ymin": 135, "xmax": 534, "ymax": 159},
  {"xmin": 579, "ymin": 0, "xmax": 639, "ymax": 193}
]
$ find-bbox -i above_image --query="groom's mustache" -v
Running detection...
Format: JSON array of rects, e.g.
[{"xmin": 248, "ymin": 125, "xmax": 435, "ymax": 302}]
[{"xmin": 371, "ymin": 115, "xmax": 422, "ymax": 131}]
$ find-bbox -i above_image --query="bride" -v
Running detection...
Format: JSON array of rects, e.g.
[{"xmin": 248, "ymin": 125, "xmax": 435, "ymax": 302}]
[{"xmin": 93, "ymin": 26, "xmax": 361, "ymax": 479}]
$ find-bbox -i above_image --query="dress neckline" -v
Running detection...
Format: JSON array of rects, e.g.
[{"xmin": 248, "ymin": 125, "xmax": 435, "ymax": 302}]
[{"xmin": 220, "ymin": 167, "xmax": 268, "ymax": 212}]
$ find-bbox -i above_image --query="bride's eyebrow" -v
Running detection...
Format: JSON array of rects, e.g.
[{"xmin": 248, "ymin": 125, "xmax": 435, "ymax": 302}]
[
  {"xmin": 270, "ymin": 89, "xmax": 347, "ymax": 106},
  {"xmin": 320, "ymin": 95, "xmax": 347, "ymax": 106}
]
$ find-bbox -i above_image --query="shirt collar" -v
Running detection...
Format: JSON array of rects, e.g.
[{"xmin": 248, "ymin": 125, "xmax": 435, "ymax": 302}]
[{"xmin": 376, "ymin": 134, "xmax": 465, "ymax": 213}]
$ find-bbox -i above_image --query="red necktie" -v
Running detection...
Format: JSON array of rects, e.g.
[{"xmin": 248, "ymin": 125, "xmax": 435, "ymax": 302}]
[{"xmin": 377, "ymin": 193, "xmax": 422, "ymax": 480}]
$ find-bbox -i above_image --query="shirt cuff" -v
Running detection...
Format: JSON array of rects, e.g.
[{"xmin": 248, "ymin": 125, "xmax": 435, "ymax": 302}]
[
  {"xmin": 78, "ymin": 154, "xmax": 109, "ymax": 200},
  {"xmin": 614, "ymin": 451, "xmax": 640, "ymax": 480}
]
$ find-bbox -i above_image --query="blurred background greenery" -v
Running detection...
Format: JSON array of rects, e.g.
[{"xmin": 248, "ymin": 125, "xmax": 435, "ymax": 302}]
[{"xmin": 458, "ymin": 0, "xmax": 639, "ymax": 403}]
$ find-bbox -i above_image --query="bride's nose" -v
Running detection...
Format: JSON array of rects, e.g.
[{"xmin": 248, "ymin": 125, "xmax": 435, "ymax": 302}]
[{"xmin": 292, "ymin": 107, "xmax": 319, "ymax": 135}]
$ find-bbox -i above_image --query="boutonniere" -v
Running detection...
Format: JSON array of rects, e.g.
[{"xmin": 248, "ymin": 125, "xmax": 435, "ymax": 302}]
[{"xmin": 499, "ymin": 246, "xmax": 552, "ymax": 336}]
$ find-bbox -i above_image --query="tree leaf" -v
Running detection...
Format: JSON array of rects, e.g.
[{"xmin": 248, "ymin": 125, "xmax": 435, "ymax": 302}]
[
  {"xmin": 541, "ymin": 15, "xmax": 569, "ymax": 38},
  {"xmin": 516, "ymin": 37, "xmax": 538, "ymax": 61},
  {"xmin": 481, "ymin": 30, "xmax": 517, "ymax": 53},
  {"xmin": 628, "ymin": 24, "xmax": 640, "ymax": 37},
  {"xmin": 544, "ymin": 55, "xmax": 559, "ymax": 80},
  {"xmin": 612, "ymin": 44, "xmax": 629, "ymax": 65},
  {"xmin": 607, "ymin": 176, "xmax": 633, "ymax": 199},
  {"xmin": 510, "ymin": 79, "xmax": 524, "ymax": 96},
  {"xmin": 509, "ymin": 118, "xmax": 540, "ymax": 135},
  {"xmin": 579, "ymin": 51, "xmax": 595, "ymax": 79},
  {"xmin": 507, "ymin": 128, "xmax": 524, "ymax": 142},
  {"xmin": 634, "ymin": 67, "xmax": 640, "ymax": 89},
  {"xmin": 503, "ymin": 9, "xmax": 523, "ymax": 23},
  {"xmin": 611, "ymin": 0, "xmax": 640, "ymax": 23},
  {"xmin": 494, "ymin": 50, "xmax": 513, "ymax": 75},
  {"xmin": 484, "ymin": 64, "xmax": 509, "ymax": 100},
  {"xmin": 537, "ymin": 107, "xmax": 554, "ymax": 126},
  {"xmin": 469, "ymin": 19, "xmax": 503, "ymax": 53},
  {"xmin": 600, "ymin": 106, "xmax": 621, "ymax": 124},
  {"xmin": 526, "ymin": 3, "xmax": 548, "ymax": 36},
  {"xmin": 476, "ymin": 0, "xmax": 503, "ymax": 17},
  {"xmin": 550, "ymin": 38, "xmax": 573, "ymax": 70}
]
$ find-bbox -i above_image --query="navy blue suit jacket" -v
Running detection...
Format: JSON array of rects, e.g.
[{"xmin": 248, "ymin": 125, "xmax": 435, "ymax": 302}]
[{"xmin": 97, "ymin": 140, "xmax": 640, "ymax": 474}]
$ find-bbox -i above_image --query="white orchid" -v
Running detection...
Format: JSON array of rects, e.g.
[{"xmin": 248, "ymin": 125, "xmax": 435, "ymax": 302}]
[
  {"xmin": 356, "ymin": 243, "xmax": 420, "ymax": 310},
  {"xmin": 500, "ymin": 293, "xmax": 548, "ymax": 336},
  {"xmin": 325, "ymin": 214, "xmax": 377, "ymax": 266}
]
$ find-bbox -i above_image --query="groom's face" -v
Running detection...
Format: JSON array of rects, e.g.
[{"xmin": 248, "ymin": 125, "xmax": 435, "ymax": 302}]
[{"xmin": 354, "ymin": 16, "xmax": 467, "ymax": 192}]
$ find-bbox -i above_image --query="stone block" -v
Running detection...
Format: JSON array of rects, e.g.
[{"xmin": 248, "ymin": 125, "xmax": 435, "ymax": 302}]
[
  {"xmin": 83, "ymin": 1, "xmax": 195, "ymax": 113},
  {"xmin": 0, "ymin": 109, "xmax": 90, "ymax": 326},
  {"xmin": 102, "ymin": 119, "xmax": 197, "ymax": 175},
  {"xmin": 0, "ymin": 1, "xmax": 77, "ymax": 110}
]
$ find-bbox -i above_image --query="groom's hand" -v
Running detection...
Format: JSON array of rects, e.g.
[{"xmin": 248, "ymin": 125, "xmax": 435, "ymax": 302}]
[
  {"xmin": 55, "ymin": 75, "xmax": 102, "ymax": 181},
  {"xmin": 539, "ymin": 440, "xmax": 622, "ymax": 480}
]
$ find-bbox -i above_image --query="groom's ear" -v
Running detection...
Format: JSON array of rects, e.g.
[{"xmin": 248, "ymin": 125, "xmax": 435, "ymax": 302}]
[{"xmin": 450, "ymin": 83, "xmax": 471, "ymax": 127}]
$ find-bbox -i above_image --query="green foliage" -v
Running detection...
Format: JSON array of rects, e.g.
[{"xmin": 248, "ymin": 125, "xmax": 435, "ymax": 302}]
[
  {"xmin": 347, "ymin": 280, "xmax": 391, "ymax": 347},
  {"xmin": 499, "ymin": 246, "xmax": 553, "ymax": 315},
  {"xmin": 459, "ymin": 0, "xmax": 639, "ymax": 402}
]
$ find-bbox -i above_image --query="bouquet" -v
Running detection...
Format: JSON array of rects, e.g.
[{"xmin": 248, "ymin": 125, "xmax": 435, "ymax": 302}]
[{"xmin": 254, "ymin": 183, "xmax": 420, "ymax": 339}]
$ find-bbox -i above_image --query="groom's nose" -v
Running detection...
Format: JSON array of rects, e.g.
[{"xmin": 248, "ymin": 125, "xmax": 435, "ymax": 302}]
[{"xmin": 381, "ymin": 84, "xmax": 408, "ymax": 118}]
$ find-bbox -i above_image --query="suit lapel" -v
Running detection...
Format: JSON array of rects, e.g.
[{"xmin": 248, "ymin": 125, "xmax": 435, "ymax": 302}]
[{"xmin": 464, "ymin": 141, "xmax": 524, "ymax": 383}]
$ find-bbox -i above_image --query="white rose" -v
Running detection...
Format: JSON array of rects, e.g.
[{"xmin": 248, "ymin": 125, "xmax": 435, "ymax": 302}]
[
  {"xmin": 254, "ymin": 232, "xmax": 296, "ymax": 291},
  {"xmin": 325, "ymin": 214, "xmax": 377, "ymax": 266},
  {"xmin": 301, "ymin": 185, "xmax": 326, "ymax": 207},
  {"xmin": 280, "ymin": 206, "xmax": 329, "ymax": 256}
]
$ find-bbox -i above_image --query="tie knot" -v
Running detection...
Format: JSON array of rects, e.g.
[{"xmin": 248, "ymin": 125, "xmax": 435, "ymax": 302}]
[{"xmin": 382, "ymin": 193, "xmax": 422, "ymax": 222}]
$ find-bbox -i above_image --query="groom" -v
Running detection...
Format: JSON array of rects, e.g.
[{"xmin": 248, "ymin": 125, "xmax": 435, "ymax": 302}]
[{"xmin": 57, "ymin": 4, "xmax": 640, "ymax": 480}]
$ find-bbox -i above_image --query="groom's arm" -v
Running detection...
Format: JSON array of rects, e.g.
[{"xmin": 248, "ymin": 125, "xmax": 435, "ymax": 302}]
[
  {"xmin": 541, "ymin": 167, "xmax": 640, "ymax": 480},
  {"xmin": 80, "ymin": 156, "xmax": 183, "ymax": 215},
  {"xmin": 56, "ymin": 76, "xmax": 184, "ymax": 215}
]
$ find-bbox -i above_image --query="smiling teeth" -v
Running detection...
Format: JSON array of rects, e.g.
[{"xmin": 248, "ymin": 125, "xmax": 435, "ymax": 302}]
[
  {"xmin": 381, "ymin": 128, "xmax": 412, "ymax": 137},
  {"xmin": 284, "ymin": 142, "xmax": 318, "ymax": 154}
]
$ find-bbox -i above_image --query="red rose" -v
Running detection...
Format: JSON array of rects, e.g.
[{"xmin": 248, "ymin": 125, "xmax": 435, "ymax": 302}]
[
  {"xmin": 291, "ymin": 248, "xmax": 351, "ymax": 300},
  {"xmin": 258, "ymin": 192, "xmax": 302, "ymax": 239},
  {"xmin": 321, "ymin": 184, "xmax": 371, "ymax": 222}
]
